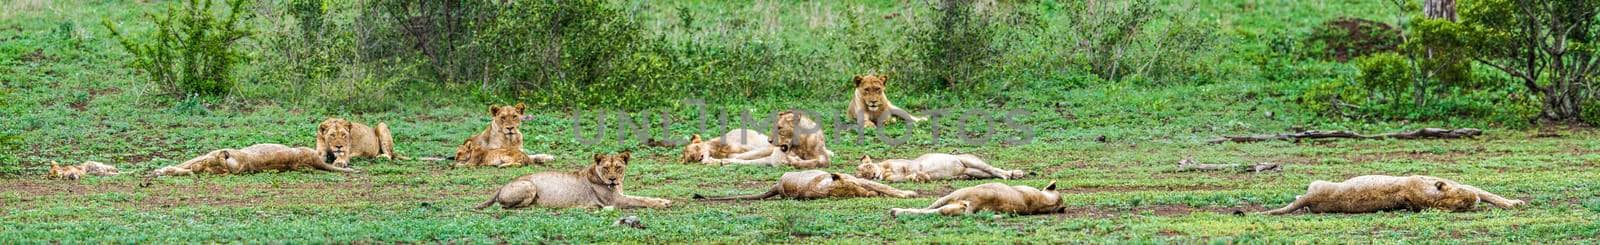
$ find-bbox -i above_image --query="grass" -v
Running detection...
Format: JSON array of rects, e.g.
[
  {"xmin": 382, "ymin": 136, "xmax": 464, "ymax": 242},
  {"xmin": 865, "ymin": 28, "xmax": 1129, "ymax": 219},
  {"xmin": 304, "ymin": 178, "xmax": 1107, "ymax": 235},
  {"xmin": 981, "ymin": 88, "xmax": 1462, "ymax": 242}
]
[{"xmin": 3, "ymin": 0, "xmax": 1600, "ymax": 243}]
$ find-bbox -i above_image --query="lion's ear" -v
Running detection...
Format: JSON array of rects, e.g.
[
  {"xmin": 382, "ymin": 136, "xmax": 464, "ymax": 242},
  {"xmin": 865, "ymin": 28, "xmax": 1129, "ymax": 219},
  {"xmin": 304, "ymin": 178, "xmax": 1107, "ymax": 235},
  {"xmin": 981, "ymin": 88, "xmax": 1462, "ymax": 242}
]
[
  {"xmin": 1044, "ymin": 181, "xmax": 1058, "ymax": 191},
  {"xmin": 489, "ymin": 104, "xmax": 501, "ymax": 115},
  {"xmin": 852, "ymin": 75, "xmax": 865, "ymax": 87},
  {"xmin": 220, "ymin": 150, "xmax": 232, "ymax": 160},
  {"xmin": 690, "ymin": 134, "xmax": 703, "ymax": 144},
  {"xmin": 514, "ymin": 103, "xmax": 527, "ymax": 114},
  {"xmin": 618, "ymin": 151, "xmax": 631, "ymax": 164},
  {"xmin": 879, "ymin": 75, "xmax": 888, "ymax": 85},
  {"xmin": 830, "ymin": 173, "xmax": 844, "ymax": 181},
  {"xmin": 593, "ymin": 153, "xmax": 605, "ymax": 164},
  {"xmin": 1435, "ymin": 181, "xmax": 1449, "ymax": 191}
]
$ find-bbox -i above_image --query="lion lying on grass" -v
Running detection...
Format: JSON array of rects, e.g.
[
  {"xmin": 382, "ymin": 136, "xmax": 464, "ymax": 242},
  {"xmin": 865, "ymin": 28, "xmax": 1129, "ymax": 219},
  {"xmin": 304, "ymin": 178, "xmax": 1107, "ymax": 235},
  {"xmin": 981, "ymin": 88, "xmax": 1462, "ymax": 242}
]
[
  {"xmin": 1260, "ymin": 175, "xmax": 1526, "ymax": 214},
  {"xmin": 48, "ymin": 161, "xmax": 119, "ymax": 180},
  {"xmin": 680, "ymin": 129, "xmax": 771, "ymax": 164},
  {"xmin": 474, "ymin": 152, "xmax": 671, "ymax": 209},
  {"xmin": 151, "ymin": 144, "xmax": 357, "ymax": 176},
  {"xmin": 453, "ymin": 103, "xmax": 554, "ymax": 168},
  {"xmin": 847, "ymin": 74, "xmax": 923, "ymax": 128},
  {"xmin": 856, "ymin": 153, "xmax": 1025, "ymax": 182},
  {"xmin": 316, "ymin": 118, "xmax": 395, "ymax": 167},
  {"xmin": 691, "ymin": 170, "xmax": 916, "ymax": 200},
  {"xmin": 707, "ymin": 110, "xmax": 834, "ymax": 168},
  {"xmin": 889, "ymin": 182, "xmax": 1065, "ymax": 217}
]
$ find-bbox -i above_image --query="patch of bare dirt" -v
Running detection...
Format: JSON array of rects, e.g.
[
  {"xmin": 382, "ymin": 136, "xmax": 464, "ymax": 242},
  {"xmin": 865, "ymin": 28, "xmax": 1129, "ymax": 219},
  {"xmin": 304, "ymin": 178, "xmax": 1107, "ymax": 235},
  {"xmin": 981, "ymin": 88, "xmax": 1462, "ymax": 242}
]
[{"xmin": 1053, "ymin": 204, "xmax": 1263, "ymax": 218}]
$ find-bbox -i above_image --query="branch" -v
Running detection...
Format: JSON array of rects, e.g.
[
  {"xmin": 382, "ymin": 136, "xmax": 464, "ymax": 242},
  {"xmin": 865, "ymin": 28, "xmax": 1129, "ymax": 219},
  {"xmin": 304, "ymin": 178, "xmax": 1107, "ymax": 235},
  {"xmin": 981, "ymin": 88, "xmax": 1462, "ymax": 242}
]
[
  {"xmin": 1175, "ymin": 158, "xmax": 1282, "ymax": 173},
  {"xmin": 1208, "ymin": 128, "xmax": 1482, "ymax": 144}
]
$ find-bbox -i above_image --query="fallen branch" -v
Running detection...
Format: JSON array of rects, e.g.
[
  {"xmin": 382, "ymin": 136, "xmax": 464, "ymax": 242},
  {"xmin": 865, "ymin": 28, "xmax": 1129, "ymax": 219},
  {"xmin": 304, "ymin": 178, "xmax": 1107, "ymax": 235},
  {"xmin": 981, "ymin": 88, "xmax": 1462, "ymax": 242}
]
[
  {"xmin": 1208, "ymin": 128, "xmax": 1481, "ymax": 144},
  {"xmin": 1176, "ymin": 158, "xmax": 1281, "ymax": 173}
]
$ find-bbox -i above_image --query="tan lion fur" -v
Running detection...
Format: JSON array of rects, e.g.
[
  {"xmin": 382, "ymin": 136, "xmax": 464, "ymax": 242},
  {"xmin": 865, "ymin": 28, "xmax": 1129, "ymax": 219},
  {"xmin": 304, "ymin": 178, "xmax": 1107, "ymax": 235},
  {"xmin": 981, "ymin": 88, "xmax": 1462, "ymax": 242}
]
[
  {"xmin": 316, "ymin": 118, "xmax": 396, "ymax": 167},
  {"xmin": 856, "ymin": 153, "xmax": 1025, "ymax": 182},
  {"xmin": 48, "ymin": 161, "xmax": 120, "ymax": 180},
  {"xmin": 890, "ymin": 182, "xmax": 1065, "ymax": 217},
  {"xmin": 691, "ymin": 170, "xmax": 916, "ymax": 200},
  {"xmin": 708, "ymin": 110, "xmax": 834, "ymax": 168},
  {"xmin": 846, "ymin": 75, "xmax": 923, "ymax": 128},
  {"xmin": 454, "ymin": 103, "xmax": 553, "ymax": 167},
  {"xmin": 152, "ymin": 144, "xmax": 357, "ymax": 176},
  {"xmin": 474, "ymin": 152, "xmax": 671, "ymax": 209},
  {"xmin": 1260, "ymin": 175, "xmax": 1525, "ymax": 215},
  {"xmin": 680, "ymin": 129, "xmax": 771, "ymax": 164}
]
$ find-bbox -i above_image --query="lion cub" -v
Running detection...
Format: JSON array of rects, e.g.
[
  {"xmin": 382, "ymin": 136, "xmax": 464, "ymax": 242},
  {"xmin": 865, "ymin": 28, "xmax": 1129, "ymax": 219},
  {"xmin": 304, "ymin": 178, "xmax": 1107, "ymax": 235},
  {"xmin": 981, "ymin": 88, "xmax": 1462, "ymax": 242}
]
[
  {"xmin": 889, "ymin": 181, "xmax": 1065, "ymax": 217},
  {"xmin": 454, "ymin": 103, "xmax": 553, "ymax": 168},
  {"xmin": 692, "ymin": 170, "xmax": 916, "ymax": 200},
  {"xmin": 857, "ymin": 153, "xmax": 1026, "ymax": 182},
  {"xmin": 707, "ymin": 110, "xmax": 834, "ymax": 168},
  {"xmin": 48, "ymin": 161, "xmax": 120, "ymax": 180},
  {"xmin": 152, "ymin": 144, "xmax": 358, "ymax": 176},
  {"xmin": 847, "ymin": 75, "xmax": 923, "ymax": 128},
  {"xmin": 474, "ymin": 152, "xmax": 671, "ymax": 209},
  {"xmin": 681, "ymin": 129, "xmax": 772, "ymax": 164},
  {"xmin": 316, "ymin": 118, "xmax": 396, "ymax": 167},
  {"xmin": 1260, "ymin": 175, "xmax": 1526, "ymax": 215}
]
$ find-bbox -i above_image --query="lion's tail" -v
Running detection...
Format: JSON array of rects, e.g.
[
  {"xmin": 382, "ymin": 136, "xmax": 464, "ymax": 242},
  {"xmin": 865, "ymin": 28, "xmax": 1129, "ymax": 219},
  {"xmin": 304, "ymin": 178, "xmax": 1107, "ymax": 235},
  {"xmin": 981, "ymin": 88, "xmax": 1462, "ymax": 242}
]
[
  {"xmin": 692, "ymin": 187, "xmax": 779, "ymax": 201},
  {"xmin": 473, "ymin": 188, "xmax": 503, "ymax": 210}
]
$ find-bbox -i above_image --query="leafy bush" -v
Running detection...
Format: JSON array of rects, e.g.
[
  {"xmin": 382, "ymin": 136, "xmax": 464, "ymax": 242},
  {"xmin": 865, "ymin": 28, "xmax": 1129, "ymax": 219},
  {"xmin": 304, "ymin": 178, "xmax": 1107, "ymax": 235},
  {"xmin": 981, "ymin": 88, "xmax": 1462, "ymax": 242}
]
[
  {"xmin": 1057, "ymin": 0, "xmax": 1225, "ymax": 84},
  {"xmin": 1301, "ymin": 18, "xmax": 1401, "ymax": 62},
  {"xmin": 242, "ymin": 0, "xmax": 402, "ymax": 113},
  {"xmin": 913, "ymin": 0, "xmax": 1002, "ymax": 90},
  {"xmin": 1354, "ymin": 52, "xmax": 1413, "ymax": 102},
  {"xmin": 105, "ymin": 0, "xmax": 253, "ymax": 98}
]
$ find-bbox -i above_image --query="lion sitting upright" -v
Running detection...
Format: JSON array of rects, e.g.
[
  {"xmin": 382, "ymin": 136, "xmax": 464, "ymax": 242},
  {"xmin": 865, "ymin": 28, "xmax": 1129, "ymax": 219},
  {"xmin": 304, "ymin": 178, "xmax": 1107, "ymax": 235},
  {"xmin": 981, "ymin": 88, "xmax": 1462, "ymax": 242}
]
[
  {"xmin": 680, "ymin": 128, "xmax": 772, "ymax": 164},
  {"xmin": 857, "ymin": 153, "xmax": 1026, "ymax": 182},
  {"xmin": 707, "ymin": 110, "xmax": 834, "ymax": 168},
  {"xmin": 1259, "ymin": 175, "xmax": 1525, "ymax": 215},
  {"xmin": 889, "ymin": 181, "xmax": 1066, "ymax": 217},
  {"xmin": 316, "ymin": 118, "xmax": 396, "ymax": 167},
  {"xmin": 151, "ymin": 144, "xmax": 358, "ymax": 176},
  {"xmin": 454, "ymin": 103, "xmax": 554, "ymax": 168},
  {"xmin": 847, "ymin": 74, "xmax": 923, "ymax": 128},
  {"xmin": 48, "ymin": 161, "xmax": 120, "ymax": 180},
  {"xmin": 474, "ymin": 152, "xmax": 671, "ymax": 210},
  {"xmin": 691, "ymin": 170, "xmax": 916, "ymax": 200}
]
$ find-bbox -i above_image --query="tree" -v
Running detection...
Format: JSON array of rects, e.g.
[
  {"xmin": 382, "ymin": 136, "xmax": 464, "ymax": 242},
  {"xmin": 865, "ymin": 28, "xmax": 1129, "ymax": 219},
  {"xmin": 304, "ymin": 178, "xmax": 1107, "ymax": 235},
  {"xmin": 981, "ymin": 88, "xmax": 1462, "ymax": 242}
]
[{"xmin": 1462, "ymin": 0, "xmax": 1600, "ymax": 124}]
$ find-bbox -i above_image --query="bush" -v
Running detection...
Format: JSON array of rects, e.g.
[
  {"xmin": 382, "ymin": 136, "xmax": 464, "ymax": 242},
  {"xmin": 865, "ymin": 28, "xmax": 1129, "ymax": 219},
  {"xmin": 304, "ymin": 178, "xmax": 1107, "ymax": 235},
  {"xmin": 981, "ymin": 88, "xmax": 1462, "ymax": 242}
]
[
  {"xmin": 914, "ymin": 0, "xmax": 1002, "ymax": 90},
  {"xmin": 1057, "ymin": 0, "xmax": 1224, "ymax": 84},
  {"xmin": 1354, "ymin": 52, "xmax": 1413, "ymax": 102},
  {"xmin": 105, "ymin": 0, "xmax": 253, "ymax": 98},
  {"xmin": 246, "ymin": 0, "xmax": 401, "ymax": 113},
  {"xmin": 1301, "ymin": 18, "xmax": 1401, "ymax": 62}
]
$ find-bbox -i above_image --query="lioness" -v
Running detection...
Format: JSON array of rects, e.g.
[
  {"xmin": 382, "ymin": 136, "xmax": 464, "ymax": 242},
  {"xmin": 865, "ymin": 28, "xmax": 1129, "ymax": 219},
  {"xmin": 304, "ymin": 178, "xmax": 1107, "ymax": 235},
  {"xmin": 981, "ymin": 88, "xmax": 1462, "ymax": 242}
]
[
  {"xmin": 680, "ymin": 129, "xmax": 772, "ymax": 164},
  {"xmin": 151, "ymin": 144, "xmax": 357, "ymax": 176},
  {"xmin": 454, "ymin": 103, "xmax": 552, "ymax": 167},
  {"xmin": 474, "ymin": 152, "xmax": 672, "ymax": 209},
  {"xmin": 857, "ymin": 153, "xmax": 1026, "ymax": 182},
  {"xmin": 48, "ymin": 161, "xmax": 120, "ymax": 180},
  {"xmin": 316, "ymin": 118, "xmax": 396, "ymax": 167},
  {"xmin": 1260, "ymin": 175, "xmax": 1526, "ymax": 215},
  {"xmin": 847, "ymin": 75, "xmax": 923, "ymax": 128},
  {"xmin": 889, "ymin": 181, "xmax": 1065, "ymax": 217},
  {"xmin": 708, "ymin": 110, "xmax": 834, "ymax": 168},
  {"xmin": 691, "ymin": 170, "xmax": 916, "ymax": 200}
]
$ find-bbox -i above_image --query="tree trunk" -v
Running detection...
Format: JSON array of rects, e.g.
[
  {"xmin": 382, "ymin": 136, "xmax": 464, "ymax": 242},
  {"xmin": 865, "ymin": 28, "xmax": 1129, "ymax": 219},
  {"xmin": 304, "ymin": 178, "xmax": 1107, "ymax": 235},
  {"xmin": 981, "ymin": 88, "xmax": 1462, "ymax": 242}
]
[{"xmin": 1424, "ymin": 0, "xmax": 1456, "ymax": 21}]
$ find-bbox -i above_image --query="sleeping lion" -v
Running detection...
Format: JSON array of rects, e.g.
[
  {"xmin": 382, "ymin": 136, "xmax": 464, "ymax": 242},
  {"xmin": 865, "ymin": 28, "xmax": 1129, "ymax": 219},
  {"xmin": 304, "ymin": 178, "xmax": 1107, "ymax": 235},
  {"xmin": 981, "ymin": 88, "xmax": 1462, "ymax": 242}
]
[
  {"xmin": 890, "ymin": 181, "xmax": 1065, "ymax": 217},
  {"xmin": 1260, "ymin": 175, "xmax": 1526, "ymax": 215},
  {"xmin": 474, "ymin": 152, "xmax": 671, "ymax": 209},
  {"xmin": 856, "ymin": 153, "xmax": 1026, "ymax": 182},
  {"xmin": 151, "ymin": 144, "xmax": 357, "ymax": 176},
  {"xmin": 680, "ymin": 128, "xmax": 772, "ymax": 164},
  {"xmin": 691, "ymin": 170, "xmax": 916, "ymax": 200}
]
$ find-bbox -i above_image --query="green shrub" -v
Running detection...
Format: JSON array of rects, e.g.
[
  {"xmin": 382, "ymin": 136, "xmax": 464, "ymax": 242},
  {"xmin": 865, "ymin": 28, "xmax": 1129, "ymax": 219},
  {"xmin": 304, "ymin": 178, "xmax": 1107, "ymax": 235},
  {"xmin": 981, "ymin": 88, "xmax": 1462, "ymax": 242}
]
[
  {"xmin": 1301, "ymin": 18, "xmax": 1401, "ymax": 62},
  {"xmin": 1354, "ymin": 52, "xmax": 1413, "ymax": 102},
  {"xmin": 246, "ymin": 0, "xmax": 401, "ymax": 113},
  {"xmin": 1057, "ymin": 0, "xmax": 1224, "ymax": 84},
  {"xmin": 104, "ymin": 0, "xmax": 253, "ymax": 98},
  {"xmin": 914, "ymin": 0, "xmax": 1001, "ymax": 90}
]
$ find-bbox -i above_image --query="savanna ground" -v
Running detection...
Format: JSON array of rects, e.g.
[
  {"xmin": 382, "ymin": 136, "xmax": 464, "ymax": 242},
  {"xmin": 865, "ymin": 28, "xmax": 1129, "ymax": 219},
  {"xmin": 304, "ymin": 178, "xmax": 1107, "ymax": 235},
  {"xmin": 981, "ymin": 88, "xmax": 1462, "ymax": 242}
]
[{"xmin": 3, "ymin": 0, "xmax": 1600, "ymax": 243}]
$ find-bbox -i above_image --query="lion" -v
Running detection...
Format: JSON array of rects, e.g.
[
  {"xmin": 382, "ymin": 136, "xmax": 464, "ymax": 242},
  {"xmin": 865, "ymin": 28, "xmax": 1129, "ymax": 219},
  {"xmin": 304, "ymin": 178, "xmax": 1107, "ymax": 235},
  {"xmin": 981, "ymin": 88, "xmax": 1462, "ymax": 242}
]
[
  {"xmin": 454, "ymin": 103, "xmax": 553, "ymax": 168},
  {"xmin": 847, "ymin": 75, "xmax": 923, "ymax": 128},
  {"xmin": 48, "ymin": 161, "xmax": 119, "ymax": 180},
  {"xmin": 857, "ymin": 153, "xmax": 1026, "ymax": 182},
  {"xmin": 691, "ymin": 170, "xmax": 916, "ymax": 200},
  {"xmin": 474, "ymin": 152, "xmax": 671, "ymax": 209},
  {"xmin": 1259, "ymin": 175, "xmax": 1526, "ymax": 215},
  {"xmin": 889, "ymin": 181, "xmax": 1065, "ymax": 217},
  {"xmin": 316, "ymin": 118, "xmax": 396, "ymax": 167},
  {"xmin": 151, "ymin": 144, "xmax": 358, "ymax": 176},
  {"xmin": 680, "ymin": 128, "xmax": 772, "ymax": 164},
  {"xmin": 707, "ymin": 110, "xmax": 834, "ymax": 168}
]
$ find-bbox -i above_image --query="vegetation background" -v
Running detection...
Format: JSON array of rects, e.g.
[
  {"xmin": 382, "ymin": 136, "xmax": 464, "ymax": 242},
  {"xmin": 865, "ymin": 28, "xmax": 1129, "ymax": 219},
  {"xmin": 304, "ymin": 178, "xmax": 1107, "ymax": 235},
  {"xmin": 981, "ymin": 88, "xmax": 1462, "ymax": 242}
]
[{"xmin": 2, "ymin": 0, "xmax": 1598, "ymax": 242}]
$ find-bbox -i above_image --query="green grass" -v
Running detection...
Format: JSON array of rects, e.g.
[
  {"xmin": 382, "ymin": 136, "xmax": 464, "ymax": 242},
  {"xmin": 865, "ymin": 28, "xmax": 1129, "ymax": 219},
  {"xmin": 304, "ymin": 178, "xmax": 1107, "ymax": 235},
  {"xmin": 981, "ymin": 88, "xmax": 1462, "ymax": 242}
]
[{"xmin": 4, "ymin": 0, "xmax": 1600, "ymax": 243}]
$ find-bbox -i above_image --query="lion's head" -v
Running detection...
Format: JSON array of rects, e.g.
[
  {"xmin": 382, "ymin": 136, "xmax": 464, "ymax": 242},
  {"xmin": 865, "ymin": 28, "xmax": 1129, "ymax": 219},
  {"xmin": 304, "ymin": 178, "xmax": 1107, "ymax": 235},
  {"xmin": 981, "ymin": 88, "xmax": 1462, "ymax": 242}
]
[
  {"xmin": 854, "ymin": 75, "xmax": 889, "ymax": 113},
  {"xmin": 48, "ymin": 161, "xmax": 83, "ymax": 180},
  {"xmin": 855, "ymin": 155, "xmax": 884, "ymax": 179},
  {"xmin": 1032, "ymin": 181, "xmax": 1067, "ymax": 213},
  {"xmin": 769, "ymin": 110, "xmax": 807, "ymax": 149},
  {"xmin": 488, "ymin": 103, "xmax": 528, "ymax": 139},
  {"xmin": 317, "ymin": 118, "xmax": 355, "ymax": 166},
  {"xmin": 589, "ymin": 151, "xmax": 631, "ymax": 187},
  {"xmin": 825, "ymin": 173, "xmax": 876, "ymax": 197},
  {"xmin": 1427, "ymin": 179, "xmax": 1481, "ymax": 211},
  {"xmin": 681, "ymin": 134, "xmax": 708, "ymax": 163}
]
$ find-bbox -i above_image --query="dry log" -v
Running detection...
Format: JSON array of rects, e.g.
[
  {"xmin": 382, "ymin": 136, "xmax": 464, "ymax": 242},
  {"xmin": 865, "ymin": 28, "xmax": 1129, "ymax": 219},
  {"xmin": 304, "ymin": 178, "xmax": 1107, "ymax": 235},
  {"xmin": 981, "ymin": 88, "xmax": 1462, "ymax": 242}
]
[
  {"xmin": 1176, "ymin": 158, "xmax": 1281, "ymax": 173},
  {"xmin": 1208, "ymin": 128, "xmax": 1481, "ymax": 144}
]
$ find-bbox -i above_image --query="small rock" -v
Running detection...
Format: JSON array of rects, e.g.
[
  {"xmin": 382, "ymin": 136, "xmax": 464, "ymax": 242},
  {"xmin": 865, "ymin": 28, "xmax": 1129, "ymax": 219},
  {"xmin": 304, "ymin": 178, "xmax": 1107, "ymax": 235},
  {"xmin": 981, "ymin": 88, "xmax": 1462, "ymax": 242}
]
[
  {"xmin": 1095, "ymin": 135, "xmax": 1107, "ymax": 143},
  {"xmin": 614, "ymin": 215, "xmax": 645, "ymax": 229}
]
